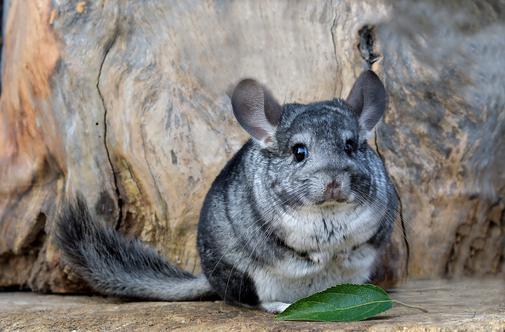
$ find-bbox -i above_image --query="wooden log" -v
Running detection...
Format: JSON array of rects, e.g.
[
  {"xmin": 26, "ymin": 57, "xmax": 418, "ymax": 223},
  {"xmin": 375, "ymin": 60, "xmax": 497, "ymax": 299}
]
[
  {"xmin": 376, "ymin": 1, "xmax": 505, "ymax": 277},
  {"xmin": 0, "ymin": 0, "xmax": 503, "ymax": 293}
]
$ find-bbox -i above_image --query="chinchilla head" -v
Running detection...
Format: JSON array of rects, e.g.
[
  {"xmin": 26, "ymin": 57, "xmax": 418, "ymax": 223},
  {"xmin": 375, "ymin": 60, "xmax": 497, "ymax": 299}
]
[{"xmin": 231, "ymin": 70, "xmax": 387, "ymax": 209}]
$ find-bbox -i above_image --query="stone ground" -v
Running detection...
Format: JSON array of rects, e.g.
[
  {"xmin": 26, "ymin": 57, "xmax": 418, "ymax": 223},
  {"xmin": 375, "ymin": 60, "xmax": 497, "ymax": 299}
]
[{"xmin": 0, "ymin": 279, "xmax": 503, "ymax": 331}]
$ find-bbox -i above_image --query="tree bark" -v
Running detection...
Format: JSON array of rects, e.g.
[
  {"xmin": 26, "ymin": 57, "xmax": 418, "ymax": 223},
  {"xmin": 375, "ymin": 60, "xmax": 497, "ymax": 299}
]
[{"xmin": 0, "ymin": 0, "xmax": 503, "ymax": 293}]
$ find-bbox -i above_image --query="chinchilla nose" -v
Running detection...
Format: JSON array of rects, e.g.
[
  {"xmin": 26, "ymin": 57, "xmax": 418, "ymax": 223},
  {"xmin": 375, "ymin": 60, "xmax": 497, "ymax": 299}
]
[{"xmin": 324, "ymin": 180, "xmax": 348, "ymax": 202}]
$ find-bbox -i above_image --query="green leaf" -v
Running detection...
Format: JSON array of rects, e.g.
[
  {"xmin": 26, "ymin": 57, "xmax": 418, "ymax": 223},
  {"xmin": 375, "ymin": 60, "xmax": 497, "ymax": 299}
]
[{"xmin": 275, "ymin": 284, "xmax": 393, "ymax": 322}]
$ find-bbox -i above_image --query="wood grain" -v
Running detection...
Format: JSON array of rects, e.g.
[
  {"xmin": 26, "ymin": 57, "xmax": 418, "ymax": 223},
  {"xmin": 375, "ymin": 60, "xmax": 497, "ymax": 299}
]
[
  {"xmin": 0, "ymin": 279, "xmax": 503, "ymax": 331},
  {"xmin": 0, "ymin": 0, "xmax": 503, "ymax": 292}
]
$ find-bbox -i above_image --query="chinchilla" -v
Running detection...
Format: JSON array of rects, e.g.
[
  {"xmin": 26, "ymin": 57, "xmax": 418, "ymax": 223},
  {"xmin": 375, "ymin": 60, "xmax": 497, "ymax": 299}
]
[{"xmin": 56, "ymin": 70, "xmax": 398, "ymax": 313}]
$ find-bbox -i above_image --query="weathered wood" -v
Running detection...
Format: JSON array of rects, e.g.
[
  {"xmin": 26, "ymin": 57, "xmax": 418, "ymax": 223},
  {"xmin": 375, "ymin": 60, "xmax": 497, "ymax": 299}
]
[
  {"xmin": 0, "ymin": 279, "xmax": 503, "ymax": 331},
  {"xmin": 376, "ymin": 1, "xmax": 505, "ymax": 277},
  {"xmin": 0, "ymin": 0, "xmax": 503, "ymax": 292}
]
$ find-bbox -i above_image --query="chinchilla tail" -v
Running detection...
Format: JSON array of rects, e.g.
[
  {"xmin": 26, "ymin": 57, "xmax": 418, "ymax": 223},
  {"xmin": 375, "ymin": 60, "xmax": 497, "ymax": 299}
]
[{"xmin": 55, "ymin": 193, "xmax": 214, "ymax": 301}]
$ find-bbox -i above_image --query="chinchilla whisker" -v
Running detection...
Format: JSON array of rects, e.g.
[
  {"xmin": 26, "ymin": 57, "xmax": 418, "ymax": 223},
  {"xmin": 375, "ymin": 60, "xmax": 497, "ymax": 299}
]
[
  {"xmin": 207, "ymin": 186, "xmax": 308, "ymax": 279},
  {"xmin": 352, "ymin": 191, "xmax": 421, "ymax": 239},
  {"xmin": 223, "ymin": 187, "xmax": 310, "ymax": 284}
]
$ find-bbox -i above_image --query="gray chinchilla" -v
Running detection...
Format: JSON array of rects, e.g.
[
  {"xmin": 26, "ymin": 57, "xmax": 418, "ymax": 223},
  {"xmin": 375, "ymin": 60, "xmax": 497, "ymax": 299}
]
[{"xmin": 56, "ymin": 70, "xmax": 398, "ymax": 313}]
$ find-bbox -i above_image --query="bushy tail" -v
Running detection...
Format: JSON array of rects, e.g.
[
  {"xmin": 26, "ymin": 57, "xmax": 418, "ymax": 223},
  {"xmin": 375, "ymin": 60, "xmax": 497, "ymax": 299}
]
[{"xmin": 55, "ymin": 194, "xmax": 214, "ymax": 301}]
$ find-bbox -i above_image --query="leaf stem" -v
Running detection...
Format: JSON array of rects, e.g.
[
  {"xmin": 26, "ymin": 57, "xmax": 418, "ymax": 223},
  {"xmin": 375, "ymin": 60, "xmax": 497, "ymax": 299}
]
[{"xmin": 392, "ymin": 299, "xmax": 429, "ymax": 313}]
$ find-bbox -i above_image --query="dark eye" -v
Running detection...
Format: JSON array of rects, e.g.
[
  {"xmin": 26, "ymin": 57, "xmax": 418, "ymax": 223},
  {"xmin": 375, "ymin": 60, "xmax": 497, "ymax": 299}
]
[
  {"xmin": 292, "ymin": 143, "xmax": 309, "ymax": 162},
  {"xmin": 344, "ymin": 139, "xmax": 357, "ymax": 155}
]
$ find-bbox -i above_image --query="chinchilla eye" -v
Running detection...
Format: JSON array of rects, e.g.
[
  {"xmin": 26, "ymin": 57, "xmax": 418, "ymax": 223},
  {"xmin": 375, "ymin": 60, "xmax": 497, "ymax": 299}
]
[
  {"xmin": 292, "ymin": 143, "xmax": 308, "ymax": 162},
  {"xmin": 344, "ymin": 139, "xmax": 357, "ymax": 155}
]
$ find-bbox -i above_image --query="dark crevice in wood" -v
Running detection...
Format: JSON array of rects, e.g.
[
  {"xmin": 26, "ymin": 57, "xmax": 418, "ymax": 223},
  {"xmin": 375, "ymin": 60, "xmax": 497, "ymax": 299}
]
[
  {"xmin": 358, "ymin": 25, "xmax": 380, "ymax": 69},
  {"xmin": 21, "ymin": 213, "xmax": 47, "ymax": 253},
  {"xmin": 330, "ymin": 13, "xmax": 339, "ymax": 96},
  {"xmin": 375, "ymin": 131, "xmax": 410, "ymax": 279},
  {"xmin": 395, "ymin": 189, "xmax": 410, "ymax": 279},
  {"xmin": 499, "ymin": 202, "xmax": 505, "ymax": 273},
  {"xmin": 96, "ymin": 29, "xmax": 122, "ymax": 229},
  {"xmin": 366, "ymin": 23, "xmax": 408, "ymax": 279}
]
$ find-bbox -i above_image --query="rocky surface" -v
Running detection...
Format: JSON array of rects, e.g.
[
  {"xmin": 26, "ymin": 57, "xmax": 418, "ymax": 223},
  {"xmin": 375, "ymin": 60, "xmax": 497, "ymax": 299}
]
[
  {"xmin": 0, "ymin": 0, "xmax": 503, "ymax": 292},
  {"xmin": 0, "ymin": 279, "xmax": 504, "ymax": 331}
]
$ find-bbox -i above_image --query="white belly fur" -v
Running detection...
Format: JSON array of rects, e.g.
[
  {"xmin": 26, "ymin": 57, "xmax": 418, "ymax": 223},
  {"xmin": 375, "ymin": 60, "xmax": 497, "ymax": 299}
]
[
  {"xmin": 252, "ymin": 203, "xmax": 382, "ymax": 303},
  {"xmin": 252, "ymin": 244, "xmax": 377, "ymax": 303}
]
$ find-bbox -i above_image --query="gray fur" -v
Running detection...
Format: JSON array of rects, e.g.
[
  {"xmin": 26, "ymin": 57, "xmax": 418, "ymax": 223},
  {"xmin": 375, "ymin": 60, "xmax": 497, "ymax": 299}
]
[
  {"xmin": 56, "ymin": 70, "xmax": 398, "ymax": 313},
  {"xmin": 55, "ymin": 196, "xmax": 214, "ymax": 300}
]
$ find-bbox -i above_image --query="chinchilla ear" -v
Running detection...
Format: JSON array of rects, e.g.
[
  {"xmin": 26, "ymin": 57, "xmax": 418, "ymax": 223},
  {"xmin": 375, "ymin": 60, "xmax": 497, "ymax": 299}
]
[
  {"xmin": 345, "ymin": 70, "xmax": 386, "ymax": 137},
  {"xmin": 231, "ymin": 79, "xmax": 282, "ymax": 145}
]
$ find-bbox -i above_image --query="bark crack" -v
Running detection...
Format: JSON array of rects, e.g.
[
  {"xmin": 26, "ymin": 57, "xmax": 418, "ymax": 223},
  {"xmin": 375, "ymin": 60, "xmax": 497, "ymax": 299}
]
[
  {"xmin": 330, "ymin": 13, "xmax": 339, "ymax": 96},
  {"xmin": 362, "ymin": 21, "xmax": 409, "ymax": 278},
  {"xmin": 374, "ymin": 132, "xmax": 410, "ymax": 278},
  {"xmin": 97, "ymin": 32, "xmax": 122, "ymax": 227}
]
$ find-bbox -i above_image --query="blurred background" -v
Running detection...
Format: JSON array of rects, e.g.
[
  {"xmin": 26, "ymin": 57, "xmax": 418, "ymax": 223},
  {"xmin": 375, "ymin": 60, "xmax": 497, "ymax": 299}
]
[{"xmin": 0, "ymin": 0, "xmax": 503, "ymax": 293}]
